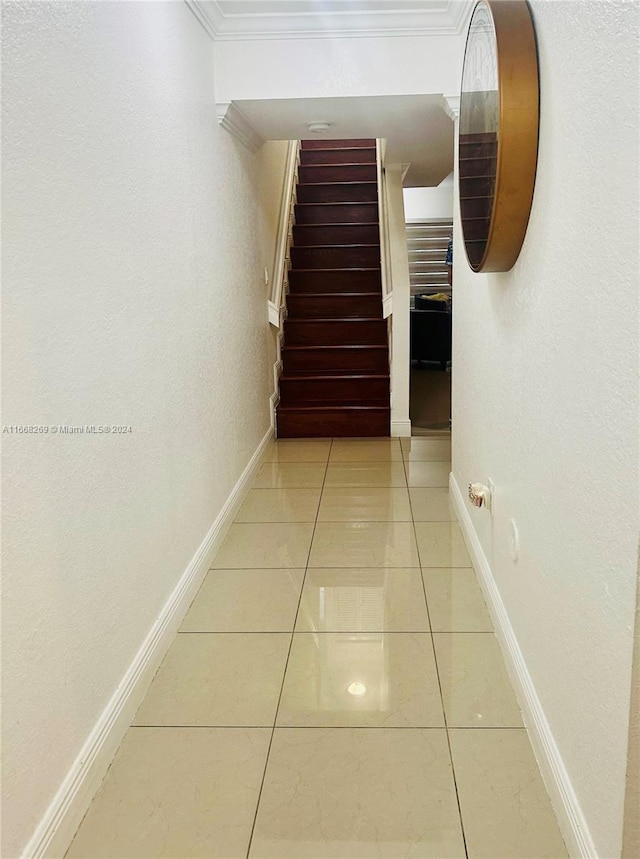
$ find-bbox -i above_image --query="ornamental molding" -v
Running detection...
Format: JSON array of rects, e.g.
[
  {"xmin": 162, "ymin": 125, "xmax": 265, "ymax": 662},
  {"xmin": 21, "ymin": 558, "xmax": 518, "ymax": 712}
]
[
  {"xmin": 184, "ymin": 0, "xmax": 220, "ymax": 41},
  {"xmin": 441, "ymin": 94, "xmax": 461, "ymax": 121},
  {"xmin": 185, "ymin": 0, "xmax": 474, "ymax": 41},
  {"xmin": 216, "ymin": 102, "xmax": 264, "ymax": 152}
]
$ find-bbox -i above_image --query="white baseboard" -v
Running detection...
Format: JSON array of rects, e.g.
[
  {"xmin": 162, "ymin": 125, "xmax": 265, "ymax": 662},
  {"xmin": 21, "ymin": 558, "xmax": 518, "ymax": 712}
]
[
  {"xmin": 391, "ymin": 419, "xmax": 412, "ymax": 437},
  {"xmin": 270, "ymin": 359, "xmax": 283, "ymax": 433},
  {"xmin": 269, "ymin": 392, "xmax": 279, "ymax": 432},
  {"xmin": 23, "ymin": 427, "xmax": 274, "ymax": 859},
  {"xmin": 449, "ymin": 474, "xmax": 597, "ymax": 859}
]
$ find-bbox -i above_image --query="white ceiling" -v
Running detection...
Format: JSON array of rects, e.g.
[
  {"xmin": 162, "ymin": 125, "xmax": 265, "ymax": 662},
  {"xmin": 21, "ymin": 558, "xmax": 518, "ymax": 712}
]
[
  {"xmin": 217, "ymin": 1, "xmax": 449, "ymax": 10},
  {"xmin": 235, "ymin": 95, "xmax": 454, "ymax": 187},
  {"xmin": 194, "ymin": 0, "xmax": 469, "ymax": 186},
  {"xmin": 217, "ymin": 1, "xmax": 450, "ymax": 11},
  {"xmin": 203, "ymin": 0, "xmax": 472, "ymax": 38}
]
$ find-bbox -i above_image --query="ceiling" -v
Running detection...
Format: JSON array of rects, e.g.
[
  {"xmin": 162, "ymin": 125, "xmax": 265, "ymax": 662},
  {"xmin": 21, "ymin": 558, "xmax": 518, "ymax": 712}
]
[
  {"xmin": 235, "ymin": 95, "xmax": 454, "ymax": 187},
  {"xmin": 216, "ymin": 1, "xmax": 449, "ymax": 10},
  {"xmin": 203, "ymin": 0, "xmax": 472, "ymax": 38},
  {"xmin": 195, "ymin": 1, "xmax": 470, "ymax": 186}
]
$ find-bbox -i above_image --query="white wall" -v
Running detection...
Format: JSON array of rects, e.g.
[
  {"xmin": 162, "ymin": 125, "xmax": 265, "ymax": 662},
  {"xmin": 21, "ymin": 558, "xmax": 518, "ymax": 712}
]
[
  {"xmin": 403, "ymin": 174, "xmax": 454, "ymax": 222},
  {"xmin": 451, "ymin": 1, "xmax": 639, "ymax": 855},
  {"xmin": 214, "ymin": 34, "xmax": 462, "ymax": 102},
  {"xmin": 1, "ymin": 3, "xmax": 284, "ymax": 855},
  {"xmin": 255, "ymin": 140, "xmax": 291, "ymax": 293},
  {"xmin": 385, "ymin": 165, "xmax": 412, "ymax": 437}
]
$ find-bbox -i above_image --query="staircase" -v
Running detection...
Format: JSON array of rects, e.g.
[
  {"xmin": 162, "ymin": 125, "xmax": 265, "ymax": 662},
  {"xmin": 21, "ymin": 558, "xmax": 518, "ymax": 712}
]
[
  {"xmin": 276, "ymin": 138, "xmax": 390, "ymax": 438},
  {"xmin": 406, "ymin": 221, "xmax": 452, "ymax": 300}
]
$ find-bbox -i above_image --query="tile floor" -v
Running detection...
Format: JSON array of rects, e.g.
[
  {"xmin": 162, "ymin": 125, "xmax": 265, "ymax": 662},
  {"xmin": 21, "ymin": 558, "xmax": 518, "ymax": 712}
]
[{"xmin": 67, "ymin": 437, "xmax": 568, "ymax": 859}]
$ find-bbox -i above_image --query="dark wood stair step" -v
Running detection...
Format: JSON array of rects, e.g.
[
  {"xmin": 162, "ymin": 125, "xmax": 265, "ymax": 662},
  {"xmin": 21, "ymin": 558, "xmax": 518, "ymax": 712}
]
[
  {"xmin": 459, "ymin": 133, "xmax": 498, "ymax": 159},
  {"xmin": 299, "ymin": 164, "xmax": 377, "ymax": 184},
  {"xmin": 300, "ymin": 147, "xmax": 376, "ymax": 165},
  {"xmin": 301, "ymin": 138, "xmax": 376, "ymax": 150},
  {"xmin": 296, "ymin": 182, "xmax": 378, "ymax": 204},
  {"xmin": 295, "ymin": 203, "xmax": 378, "ymax": 224},
  {"xmin": 277, "ymin": 405, "xmax": 390, "ymax": 438},
  {"xmin": 459, "ymin": 176, "xmax": 495, "ymax": 197},
  {"xmin": 284, "ymin": 318, "xmax": 387, "ymax": 347},
  {"xmin": 460, "ymin": 197, "xmax": 492, "ymax": 220},
  {"xmin": 287, "ymin": 293, "xmax": 383, "ymax": 319},
  {"xmin": 281, "ymin": 345, "xmax": 389, "ymax": 374},
  {"xmin": 293, "ymin": 223, "xmax": 379, "ymax": 247},
  {"xmin": 461, "ymin": 217, "xmax": 492, "ymax": 241},
  {"xmin": 291, "ymin": 245, "xmax": 380, "ymax": 269},
  {"xmin": 279, "ymin": 375, "xmax": 389, "ymax": 407},
  {"xmin": 288, "ymin": 269, "xmax": 381, "ymax": 294},
  {"xmin": 459, "ymin": 156, "xmax": 498, "ymax": 179}
]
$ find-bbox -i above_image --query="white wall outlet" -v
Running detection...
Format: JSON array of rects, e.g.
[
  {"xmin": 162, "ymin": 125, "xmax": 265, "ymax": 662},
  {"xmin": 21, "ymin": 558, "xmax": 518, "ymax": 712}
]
[
  {"xmin": 468, "ymin": 480, "xmax": 493, "ymax": 513},
  {"xmin": 264, "ymin": 267, "xmax": 269, "ymax": 286}
]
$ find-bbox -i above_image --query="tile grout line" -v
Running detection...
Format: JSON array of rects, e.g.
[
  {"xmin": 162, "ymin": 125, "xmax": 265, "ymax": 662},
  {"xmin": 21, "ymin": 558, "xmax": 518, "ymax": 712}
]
[
  {"xmin": 402, "ymin": 448, "xmax": 470, "ymax": 859},
  {"xmin": 244, "ymin": 437, "xmax": 333, "ymax": 859},
  {"xmin": 177, "ymin": 630, "xmax": 496, "ymax": 635},
  {"xmin": 234, "ymin": 519, "xmax": 464, "ymax": 525},
  {"xmin": 207, "ymin": 565, "xmax": 471, "ymax": 571},
  {"xmin": 130, "ymin": 724, "xmax": 527, "ymax": 730}
]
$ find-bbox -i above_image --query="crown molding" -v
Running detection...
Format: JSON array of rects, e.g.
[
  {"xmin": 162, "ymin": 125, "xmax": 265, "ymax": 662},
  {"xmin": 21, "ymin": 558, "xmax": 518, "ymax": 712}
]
[
  {"xmin": 451, "ymin": 0, "xmax": 475, "ymax": 36},
  {"xmin": 186, "ymin": 0, "xmax": 475, "ymax": 41},
  {"xmin": 441, "ymin": 94, "xmax": 460, "ymax": 121},
  {"xmin": 216, "ymin": 102, "xmax": 264, "ymax": 152},
  {"xmin": 183, "ymin": 0, "xmax": 220, "ymax": 41}
]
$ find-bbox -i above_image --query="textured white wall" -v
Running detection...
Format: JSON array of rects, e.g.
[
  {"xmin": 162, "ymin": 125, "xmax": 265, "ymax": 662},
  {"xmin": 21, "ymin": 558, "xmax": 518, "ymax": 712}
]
[
  {"xmin": 1, "ymin": 2, "xmax": 281, "ymax": 855},
  {"xmin": 214, "ymin": 34, "xmax": 462, "ymax": 102},
  {"xmin": 451, "ymin": 1, "xmax": 639, "ymax": 855},
  {"xmin": 256, "ymin": 140, "xmax": 291, "ymax": 293}
]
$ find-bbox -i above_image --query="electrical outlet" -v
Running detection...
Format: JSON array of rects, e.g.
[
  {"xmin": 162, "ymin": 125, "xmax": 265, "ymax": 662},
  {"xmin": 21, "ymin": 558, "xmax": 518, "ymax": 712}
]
[{"xmin": 264, "ymin": 267, "xmax": 270, "ymax": 286}]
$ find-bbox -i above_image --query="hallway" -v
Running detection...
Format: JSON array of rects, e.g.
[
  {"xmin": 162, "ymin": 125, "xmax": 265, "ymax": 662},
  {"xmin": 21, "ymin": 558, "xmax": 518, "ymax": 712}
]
[{"xmin": 66, "ymin": 437, "xmax": 567, "ymax": 859}]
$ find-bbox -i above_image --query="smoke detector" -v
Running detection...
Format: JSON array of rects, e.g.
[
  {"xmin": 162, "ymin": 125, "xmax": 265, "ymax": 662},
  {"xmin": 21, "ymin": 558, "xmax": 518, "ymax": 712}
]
[{"xmin": 306, "ymin": 121, "xmax": 332, "ymax": 135}]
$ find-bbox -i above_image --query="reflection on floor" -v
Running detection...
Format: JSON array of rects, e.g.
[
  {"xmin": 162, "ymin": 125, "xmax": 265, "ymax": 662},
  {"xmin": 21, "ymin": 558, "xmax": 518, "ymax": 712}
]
[
  {"xmin": 66, "ymin": 437, "xmax": 568, "ymax": 859},
  {"xmin": 410, "ymin": 366, "xmax": 452, "ymax": 430}
]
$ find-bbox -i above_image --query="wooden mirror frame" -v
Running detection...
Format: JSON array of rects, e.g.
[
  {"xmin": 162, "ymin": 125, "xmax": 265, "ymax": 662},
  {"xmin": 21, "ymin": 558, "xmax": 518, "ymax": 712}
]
[{"xmin": 459, "ymin": 0, "xmax": 539, "ymax": 273}]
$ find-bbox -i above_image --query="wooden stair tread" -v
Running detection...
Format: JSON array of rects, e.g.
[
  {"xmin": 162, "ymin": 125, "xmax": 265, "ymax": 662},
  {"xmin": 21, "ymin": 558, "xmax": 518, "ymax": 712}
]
[
  {"xmin": 300, "ymin": 162, "xmax": 376, "ymax": 167},
  {"xmin": 301, "ymin": 139, "xmax": 375, "ymax": 147},
  {"xmin": 297, "ymin": 181, "xmax": 377, "ymax": 186},
  {"xmin": 285, "ymin": 317, "xmax": 383, "ymax": 323},
  {"xmin": 283, "ymin": 344, "xmax": 387, "ymax": 350},
  {"xmin": 289, "ymin": 292, "xmax": 381, "ymax": 297},
  {"xmin": 294, "ymin": 222, "xmax": 379, "ymax": 227},
  {"xmin": 280, "ymin": 369, "xmax": 390, "ymax": 378},
  {"xmin": 281, "ymin": 373, "xmax": 388, "ymax": 380},
  {"xmin": 302, "ymin": 146, "xmax": 376, "ymax": 151},
  {"xmin": 277, "ymin": 404, "xmax": 389, "ymax": 412},
  {"xmin": 292, "ymin": 243, "xmax": 379, "ymax": 249},
  {"xmin": 282, "ymin": 371, "xmax": 387, "ymax": 379},
  {"xmin": 295, "ymin": 202, "xmax": 377, "ymax": 207}
]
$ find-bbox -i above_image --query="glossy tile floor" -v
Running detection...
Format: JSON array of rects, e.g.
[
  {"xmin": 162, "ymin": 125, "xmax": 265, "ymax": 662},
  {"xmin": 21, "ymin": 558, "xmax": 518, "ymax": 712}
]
[{"xmin": 67, "ymin": 437, "xmax": 568, "ymax": 859}]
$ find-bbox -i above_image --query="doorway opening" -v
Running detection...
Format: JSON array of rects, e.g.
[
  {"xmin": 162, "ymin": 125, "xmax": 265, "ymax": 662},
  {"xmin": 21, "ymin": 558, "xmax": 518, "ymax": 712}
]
[{"xmin": 405, "ymin": 217, "xmax": 453, "ymax": 435}]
